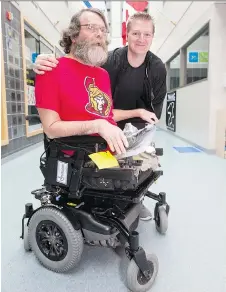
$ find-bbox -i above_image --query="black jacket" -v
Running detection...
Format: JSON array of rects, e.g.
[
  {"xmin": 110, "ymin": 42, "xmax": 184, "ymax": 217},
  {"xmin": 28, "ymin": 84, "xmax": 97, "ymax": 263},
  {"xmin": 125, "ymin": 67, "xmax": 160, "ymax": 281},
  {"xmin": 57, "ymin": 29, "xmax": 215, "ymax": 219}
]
[{"xmin": 102, "ymin": 46, "xmax": 167, "ymax": 119}]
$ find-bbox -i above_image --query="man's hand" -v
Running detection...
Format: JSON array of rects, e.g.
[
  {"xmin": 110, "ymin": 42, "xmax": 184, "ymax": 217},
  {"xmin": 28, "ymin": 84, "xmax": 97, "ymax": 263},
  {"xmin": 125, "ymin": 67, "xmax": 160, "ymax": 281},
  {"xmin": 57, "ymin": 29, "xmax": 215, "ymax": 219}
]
[
  {"xmin": 33, "ymin": 54, "xmax": 59, "ymax": 75},
  {"xmin": 138, "ymin": 109, "xmax": 159, "ymax": 124},
  {"xmin": 96, "ymin": 120, "xmax": 129, "ymax": 155}
]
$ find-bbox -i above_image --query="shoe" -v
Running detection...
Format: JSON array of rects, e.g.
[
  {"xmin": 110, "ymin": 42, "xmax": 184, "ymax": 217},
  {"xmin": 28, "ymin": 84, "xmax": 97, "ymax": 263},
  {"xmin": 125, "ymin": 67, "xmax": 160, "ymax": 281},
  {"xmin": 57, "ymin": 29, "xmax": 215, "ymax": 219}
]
[{"xmin": 140, "ymin": 204, "xmax": 153, "ymax": 221}]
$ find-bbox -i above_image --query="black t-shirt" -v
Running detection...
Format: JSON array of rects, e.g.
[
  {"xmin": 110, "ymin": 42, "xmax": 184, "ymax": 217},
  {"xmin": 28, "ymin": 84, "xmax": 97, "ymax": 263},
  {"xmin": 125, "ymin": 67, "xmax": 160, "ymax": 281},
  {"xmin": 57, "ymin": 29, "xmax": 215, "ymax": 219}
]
[
  {"xmin": 113, "ymin": 61, "xmax": 146, "ymax": 110},
  {"xmin": 102, "ymin": 47, "xmax": 167, "ymax": 130},
  {"xmin": 113, "ymin": 60, "xmax": 147, "ymax": 129}
]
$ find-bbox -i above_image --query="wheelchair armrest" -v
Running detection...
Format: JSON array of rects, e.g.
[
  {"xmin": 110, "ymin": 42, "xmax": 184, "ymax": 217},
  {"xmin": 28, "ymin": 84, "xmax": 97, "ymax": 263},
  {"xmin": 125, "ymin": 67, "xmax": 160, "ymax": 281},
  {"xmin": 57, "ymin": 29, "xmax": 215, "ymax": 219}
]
[
  {"xmin": 25, "ymin": 115, "xmax": 41, "ymax": 123},
  {"xmin": 54, "ymin": 135, "xmax": 107, "ymax": 149}
]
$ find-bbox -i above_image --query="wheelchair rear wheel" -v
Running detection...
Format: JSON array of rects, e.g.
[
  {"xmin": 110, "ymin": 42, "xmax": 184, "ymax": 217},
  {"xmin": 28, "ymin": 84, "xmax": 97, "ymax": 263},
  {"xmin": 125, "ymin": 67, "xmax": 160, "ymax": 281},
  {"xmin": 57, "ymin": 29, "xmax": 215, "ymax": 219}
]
[
  {"xmin": 28, "ymin": 207, "xmax": 84, "ymax": 273},
  {"xmin": 126, "ymin": 253, "xmax": 159, "ymax": 292}
]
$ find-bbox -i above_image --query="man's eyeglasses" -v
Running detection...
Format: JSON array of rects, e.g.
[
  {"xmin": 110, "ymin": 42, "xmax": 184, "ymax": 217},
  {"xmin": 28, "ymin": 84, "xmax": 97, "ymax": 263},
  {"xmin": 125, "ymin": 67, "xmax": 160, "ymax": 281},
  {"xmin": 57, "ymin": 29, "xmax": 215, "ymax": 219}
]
[{"xmin": 80, "ymin": 24, "xmax": 109, "ymax": 34}]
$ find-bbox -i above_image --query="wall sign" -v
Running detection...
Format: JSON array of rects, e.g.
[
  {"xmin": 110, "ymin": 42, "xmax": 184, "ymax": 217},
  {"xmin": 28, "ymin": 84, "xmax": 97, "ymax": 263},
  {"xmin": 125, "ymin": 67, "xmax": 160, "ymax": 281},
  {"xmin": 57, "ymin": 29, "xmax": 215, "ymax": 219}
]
[
  {"xmin": 166, "ymin": 91, "xmax": 176, "ymax": 132},
  {"xmin": 188, "ymin": 51, "xmax": 208, "ymax": 63},
  {"xmin": 188, "ymin": 52, "xmax": 198, "ymax": 63}
]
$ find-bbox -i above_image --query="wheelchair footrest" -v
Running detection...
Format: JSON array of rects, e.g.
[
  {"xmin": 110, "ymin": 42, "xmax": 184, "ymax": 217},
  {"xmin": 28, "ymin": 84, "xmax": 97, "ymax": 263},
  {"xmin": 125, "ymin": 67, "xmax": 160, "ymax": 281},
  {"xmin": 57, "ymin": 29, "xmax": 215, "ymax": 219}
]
[{"xmin": 20, "ymin": 203, "xmax": 34, "ymax": 239}]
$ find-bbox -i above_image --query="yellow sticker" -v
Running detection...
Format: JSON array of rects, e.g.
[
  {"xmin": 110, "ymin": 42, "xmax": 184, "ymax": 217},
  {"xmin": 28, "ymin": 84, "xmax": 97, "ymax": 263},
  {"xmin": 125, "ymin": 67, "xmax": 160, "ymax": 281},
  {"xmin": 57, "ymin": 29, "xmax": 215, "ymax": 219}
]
[
  {"xmin": 89, "ymin": 151, "xmax": 119, "ymax": 169},
  {"xmin": 67, "ymin": 202, "xmax": 77, "ymax": 207}
]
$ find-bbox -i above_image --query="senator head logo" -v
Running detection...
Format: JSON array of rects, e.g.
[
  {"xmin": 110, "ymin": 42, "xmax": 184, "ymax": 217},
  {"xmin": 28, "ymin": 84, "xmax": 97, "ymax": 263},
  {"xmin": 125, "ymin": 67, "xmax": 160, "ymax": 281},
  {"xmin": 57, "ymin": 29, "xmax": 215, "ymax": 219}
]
[{"xmin": 84, "ymin": 77, "xmax": 111, "ymax": 117}]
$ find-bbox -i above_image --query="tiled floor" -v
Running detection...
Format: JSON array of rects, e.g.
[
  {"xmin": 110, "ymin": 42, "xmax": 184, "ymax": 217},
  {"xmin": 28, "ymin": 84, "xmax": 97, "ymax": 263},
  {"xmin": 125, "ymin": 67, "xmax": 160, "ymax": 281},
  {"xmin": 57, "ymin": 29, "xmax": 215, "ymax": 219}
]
[{"xmin": 1, "ymin": 130, "xmax": 226, "ymax": 292}]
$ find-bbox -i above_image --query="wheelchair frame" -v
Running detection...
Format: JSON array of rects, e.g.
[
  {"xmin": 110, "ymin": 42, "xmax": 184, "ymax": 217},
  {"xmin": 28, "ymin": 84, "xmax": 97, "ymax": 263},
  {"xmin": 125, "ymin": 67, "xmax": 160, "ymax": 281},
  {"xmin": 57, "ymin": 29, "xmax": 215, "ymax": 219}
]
[{"xmin": 20, "ymin": 115, "xmax": 170, "ymax": 292}]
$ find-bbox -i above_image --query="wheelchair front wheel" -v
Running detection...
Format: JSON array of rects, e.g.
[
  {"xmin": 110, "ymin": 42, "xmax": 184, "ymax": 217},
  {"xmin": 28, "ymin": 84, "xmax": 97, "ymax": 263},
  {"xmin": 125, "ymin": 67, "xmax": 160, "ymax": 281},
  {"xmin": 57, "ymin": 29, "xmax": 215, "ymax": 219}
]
[
  {"xmin": 126, "ymin": 253, "xmax": 159, "ymax": 292},
  {"xmin": 28, "ymin": 207, "xmax": 84, "ymax": 273},
  {"xmin": 155, "ymin": 205, "xmax": 168, "ymax": 234}
]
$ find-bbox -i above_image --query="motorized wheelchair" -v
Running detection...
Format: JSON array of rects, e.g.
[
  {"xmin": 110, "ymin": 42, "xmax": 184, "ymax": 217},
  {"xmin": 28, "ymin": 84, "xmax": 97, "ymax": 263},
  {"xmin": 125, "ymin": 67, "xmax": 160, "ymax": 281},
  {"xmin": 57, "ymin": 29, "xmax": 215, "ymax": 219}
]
[{"xmin": 21, "ymin": 115, "xmax": 170, "ymax": 292}]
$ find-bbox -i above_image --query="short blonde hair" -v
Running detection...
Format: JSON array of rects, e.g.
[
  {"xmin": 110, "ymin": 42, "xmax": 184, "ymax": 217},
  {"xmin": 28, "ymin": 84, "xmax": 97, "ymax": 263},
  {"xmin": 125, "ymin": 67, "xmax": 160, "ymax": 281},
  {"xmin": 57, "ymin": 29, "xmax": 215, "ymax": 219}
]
[{"xmin": 127, "ymin": 12, "xmax": 155, "ymax": 35}]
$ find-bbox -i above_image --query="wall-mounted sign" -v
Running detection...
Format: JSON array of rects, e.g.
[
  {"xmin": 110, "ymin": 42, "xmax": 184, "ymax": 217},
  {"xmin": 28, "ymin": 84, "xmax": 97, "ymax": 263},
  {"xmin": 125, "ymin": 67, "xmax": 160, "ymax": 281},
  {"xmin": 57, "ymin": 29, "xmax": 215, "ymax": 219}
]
[
  {"xmin": 166, "ymin": 91, "xmax": 176, "ymax": 132},
  {"xmin": 199, "ymin": 52, "xmax": 208, "ymax": 63},
  {"xmin": 188, "ymin": 51, "xmax": 208, "ymax": 63},
  {"xmin": 188, "ymin": 52, "xmax": 198, "ymax": 63}
]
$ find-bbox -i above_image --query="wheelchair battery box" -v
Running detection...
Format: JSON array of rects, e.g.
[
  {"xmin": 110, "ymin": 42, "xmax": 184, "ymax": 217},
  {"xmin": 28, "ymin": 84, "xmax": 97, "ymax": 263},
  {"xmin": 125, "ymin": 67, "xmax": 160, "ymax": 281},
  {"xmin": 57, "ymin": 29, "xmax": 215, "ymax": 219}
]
[{"xmin": 81, "ymin": 167, "xmax": 153, "ymax": 191}]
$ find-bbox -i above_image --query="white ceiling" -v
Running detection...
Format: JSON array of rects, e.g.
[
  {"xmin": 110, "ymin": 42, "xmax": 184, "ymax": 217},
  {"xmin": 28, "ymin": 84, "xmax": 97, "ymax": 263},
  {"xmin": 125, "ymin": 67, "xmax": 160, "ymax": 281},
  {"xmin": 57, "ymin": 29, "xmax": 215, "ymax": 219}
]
[{"xmin": 36, "ymin": 1, "xmax": 85, "ymax": 33}]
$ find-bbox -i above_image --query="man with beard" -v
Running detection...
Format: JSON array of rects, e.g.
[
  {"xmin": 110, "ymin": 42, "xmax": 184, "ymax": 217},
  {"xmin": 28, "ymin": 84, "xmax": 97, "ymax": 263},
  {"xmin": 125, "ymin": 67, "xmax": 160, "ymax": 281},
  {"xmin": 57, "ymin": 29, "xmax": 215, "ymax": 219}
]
[
  {"xmin": 34, "ymin": 10, "xmax": 167, "ymax": 221},
  {"xmin": 35, "ymin": 8, "xmax": 128, "ymax": 155}
]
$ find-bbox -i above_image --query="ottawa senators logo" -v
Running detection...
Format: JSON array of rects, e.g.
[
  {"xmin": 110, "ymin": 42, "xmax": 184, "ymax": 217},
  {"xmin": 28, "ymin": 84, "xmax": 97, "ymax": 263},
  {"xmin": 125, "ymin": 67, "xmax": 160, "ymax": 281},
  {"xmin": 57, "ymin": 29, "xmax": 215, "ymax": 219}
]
[{"xmin": 84, "ymin": 76, "xmax": 111, "ymax": 117}]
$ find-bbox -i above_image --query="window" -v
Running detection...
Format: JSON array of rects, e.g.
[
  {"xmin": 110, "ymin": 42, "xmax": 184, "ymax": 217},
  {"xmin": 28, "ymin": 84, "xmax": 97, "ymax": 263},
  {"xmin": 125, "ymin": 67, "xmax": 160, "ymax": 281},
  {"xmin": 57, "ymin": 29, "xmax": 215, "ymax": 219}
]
[
  {"xmin": 166, "ymin": 24, "xmax": 209, "ymax": 90},
  {"xmin": 185, "ymin": 28, "xmax": 209, "ymax": 85},
  {"xmin": 40, "ymin": 42, "xmax": 53, "ymax": 55},
  {"xmin": 24, "ymin": 23, "xmax": 54, "ymax": 134},
  {"xmin": 168, "ymin": 53, "xmax": 180, "ymax": 90}
]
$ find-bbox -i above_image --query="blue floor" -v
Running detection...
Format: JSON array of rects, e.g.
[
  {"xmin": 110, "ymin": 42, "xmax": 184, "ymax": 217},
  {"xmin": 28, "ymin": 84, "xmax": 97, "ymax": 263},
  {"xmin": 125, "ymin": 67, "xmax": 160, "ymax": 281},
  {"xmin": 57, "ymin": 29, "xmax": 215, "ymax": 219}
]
[{"xmin": 2, "ymin": 130, "xmax": 226, "ymax": 292}]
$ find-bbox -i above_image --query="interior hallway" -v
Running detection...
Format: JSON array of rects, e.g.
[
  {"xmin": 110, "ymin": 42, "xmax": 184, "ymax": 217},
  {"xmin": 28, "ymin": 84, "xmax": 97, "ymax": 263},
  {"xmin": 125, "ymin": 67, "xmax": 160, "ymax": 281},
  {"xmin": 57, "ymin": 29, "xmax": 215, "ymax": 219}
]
[{"xmin": 1, "ymin": 129, "xmax": 226, "ymax": 292}]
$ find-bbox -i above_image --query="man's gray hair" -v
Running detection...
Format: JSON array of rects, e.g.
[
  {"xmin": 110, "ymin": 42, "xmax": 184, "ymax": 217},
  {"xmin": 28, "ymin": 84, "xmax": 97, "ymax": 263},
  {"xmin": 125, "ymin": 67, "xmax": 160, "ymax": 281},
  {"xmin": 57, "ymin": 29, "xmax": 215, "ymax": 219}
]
[{"xmin": 59, "ymin": 8, "xmax": 109, "ymax": 54}]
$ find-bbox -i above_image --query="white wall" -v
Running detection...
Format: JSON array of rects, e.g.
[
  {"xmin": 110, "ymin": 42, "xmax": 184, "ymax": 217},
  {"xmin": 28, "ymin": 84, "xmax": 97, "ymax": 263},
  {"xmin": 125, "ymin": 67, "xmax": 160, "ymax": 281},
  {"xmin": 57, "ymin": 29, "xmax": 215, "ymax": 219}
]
[
  {"xmin": 208, "ymin": 3, "xmax": 226, "ymax": 149},
  {"xmin": 108, "ymin": 1, "xmax": 123, "ymax": 50},
  {"xmin": 159, "ymin": 80, "xmax": 210, "ymax": 149},
  {"xmin": 153, "ymin": 1, "xmax": 226, "ymax": 151}
]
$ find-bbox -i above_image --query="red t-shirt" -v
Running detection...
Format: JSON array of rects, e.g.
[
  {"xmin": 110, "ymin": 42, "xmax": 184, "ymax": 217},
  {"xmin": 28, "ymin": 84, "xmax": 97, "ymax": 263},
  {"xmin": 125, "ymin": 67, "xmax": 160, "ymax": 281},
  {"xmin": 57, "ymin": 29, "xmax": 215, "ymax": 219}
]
[{"xmin": 35, "ymin": 57, "xmax": 116, "ymax": 155}]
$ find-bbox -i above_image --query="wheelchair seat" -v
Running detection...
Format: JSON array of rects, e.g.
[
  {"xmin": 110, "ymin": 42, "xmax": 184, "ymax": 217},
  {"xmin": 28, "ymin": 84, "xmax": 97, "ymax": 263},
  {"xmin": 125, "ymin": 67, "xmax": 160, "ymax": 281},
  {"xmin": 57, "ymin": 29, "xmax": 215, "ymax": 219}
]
[{"xmin": 41, "ymin": 133, "xmax": 160, "ymax": 201}]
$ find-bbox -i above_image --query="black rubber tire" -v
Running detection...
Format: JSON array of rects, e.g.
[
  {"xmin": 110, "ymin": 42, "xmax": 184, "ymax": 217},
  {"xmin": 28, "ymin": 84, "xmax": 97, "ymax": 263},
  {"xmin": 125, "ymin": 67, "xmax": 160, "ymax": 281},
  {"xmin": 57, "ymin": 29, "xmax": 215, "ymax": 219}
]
[
  {"xmin": 155, "ymin": 205, "xmax": 168, "ymax": 235},
  {"xmin": 126, "ymin": 253, "xmax": 159, "ymax": 292},
  {"xmin": 28, "ymin": 207, "xmax": 84, "ymax": 273}
]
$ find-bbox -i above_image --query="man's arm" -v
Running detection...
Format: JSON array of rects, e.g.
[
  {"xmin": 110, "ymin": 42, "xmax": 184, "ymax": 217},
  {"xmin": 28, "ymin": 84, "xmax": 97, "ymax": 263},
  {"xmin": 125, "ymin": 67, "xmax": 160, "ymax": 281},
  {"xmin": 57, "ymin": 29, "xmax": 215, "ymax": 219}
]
[
  {"xmin": 38, "ymin": 108, "xmax": 128, "ymax": 155},
  {"xmin": 37, "ymin": 108, "xmax": 100, "ymax": 139},
  {"xmin": 113, "ymin": 108, "xmax": 158, "ymax": 124},
  {"xmin": 152, "ymin": 62, "xmax": 167, "ymax": 119},
  {"xmin": 113, "ymin": 109, "xmax": 140, "ymax": 122}
]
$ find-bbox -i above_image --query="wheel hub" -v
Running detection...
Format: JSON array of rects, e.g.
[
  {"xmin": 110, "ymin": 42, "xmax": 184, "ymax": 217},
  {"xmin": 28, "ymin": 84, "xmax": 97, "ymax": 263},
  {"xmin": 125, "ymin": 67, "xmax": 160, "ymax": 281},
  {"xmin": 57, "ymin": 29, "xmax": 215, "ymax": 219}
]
[
  {"xmin": 137, "ymin": 261, "xmax": 154, "ymax": 285},
  {"xmin": 36, "ymin": 220, "xmax": 68, "ymax": 261}
]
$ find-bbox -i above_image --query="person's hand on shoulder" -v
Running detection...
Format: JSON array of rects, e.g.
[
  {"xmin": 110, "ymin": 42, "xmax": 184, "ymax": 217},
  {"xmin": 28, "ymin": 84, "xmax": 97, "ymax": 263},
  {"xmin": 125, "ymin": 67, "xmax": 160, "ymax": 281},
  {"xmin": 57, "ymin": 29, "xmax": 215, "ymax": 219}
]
[{"xmin": 33, "ymin": 54, "xmax": 59, "ymax": 75}]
